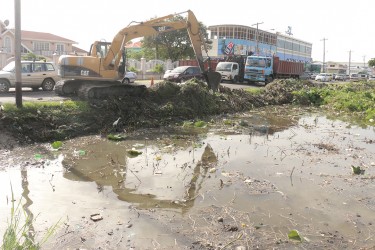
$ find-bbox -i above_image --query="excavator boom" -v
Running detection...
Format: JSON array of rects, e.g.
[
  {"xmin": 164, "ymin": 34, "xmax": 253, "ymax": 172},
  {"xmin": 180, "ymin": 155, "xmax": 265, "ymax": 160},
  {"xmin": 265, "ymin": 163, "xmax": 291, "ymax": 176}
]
[{"xmin": 55, "ymin": 10, "xmax": 221, "ymax": 99}]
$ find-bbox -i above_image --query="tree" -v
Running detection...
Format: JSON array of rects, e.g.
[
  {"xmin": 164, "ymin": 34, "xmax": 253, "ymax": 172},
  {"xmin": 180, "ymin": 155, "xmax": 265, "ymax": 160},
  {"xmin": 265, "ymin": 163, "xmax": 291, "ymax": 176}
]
[
  {"xmin": 21, "ymin": 52, "xmax": 46, "ymax": 61},
  {"xmin": 368, "ymin": 58, "xmax": 375, "ymax": 67},
  {"xmin": 141, "ymin": 14, "xmax": 211, "ymax": 61}
]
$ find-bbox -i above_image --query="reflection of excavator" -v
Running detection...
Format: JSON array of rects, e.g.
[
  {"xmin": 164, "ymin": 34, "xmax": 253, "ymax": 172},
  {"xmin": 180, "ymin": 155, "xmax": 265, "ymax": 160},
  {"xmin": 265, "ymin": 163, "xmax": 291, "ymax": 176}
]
[{"xmin": 55, "ymin": 10, "xmax": 221, "ymax": 100}]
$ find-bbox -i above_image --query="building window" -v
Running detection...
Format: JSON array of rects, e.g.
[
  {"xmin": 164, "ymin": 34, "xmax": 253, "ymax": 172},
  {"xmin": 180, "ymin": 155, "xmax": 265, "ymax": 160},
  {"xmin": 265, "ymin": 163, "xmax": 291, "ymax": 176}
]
[
  {"xmin": 56, "ymin": 44, "xmax": 65, "ymax": 52},
  {"xmin": 21, "ymin": 45, "xmax": 30, "ymax": 53},
  {"xmin": 4, "ymin": 37, "xmax": 12, "ymax": 53},
  {"xmin": 33, "ymin": 42, "xmax": 50, "ymax": 51}
]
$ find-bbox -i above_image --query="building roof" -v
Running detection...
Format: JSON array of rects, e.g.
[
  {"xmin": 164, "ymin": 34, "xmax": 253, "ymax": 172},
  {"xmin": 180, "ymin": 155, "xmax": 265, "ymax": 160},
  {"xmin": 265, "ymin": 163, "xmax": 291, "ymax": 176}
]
[
  {"xmin": 125, "ymin": 41, "xmax": 142, "ymax": 49},
  {"xmin": 72, "ymin": 46, "xmax": 88, "ymax": 54},
  {"xmin": 8, "ymin": 29, "xmax": 77, "ymax": 44}
]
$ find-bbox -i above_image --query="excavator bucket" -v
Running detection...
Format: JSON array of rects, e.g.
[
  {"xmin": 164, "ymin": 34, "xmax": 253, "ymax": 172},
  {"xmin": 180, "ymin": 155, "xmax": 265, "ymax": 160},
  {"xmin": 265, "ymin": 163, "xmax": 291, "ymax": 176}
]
[{"xmin": 205, "ymin": 71, "xmax": 222, "ymax": 92}]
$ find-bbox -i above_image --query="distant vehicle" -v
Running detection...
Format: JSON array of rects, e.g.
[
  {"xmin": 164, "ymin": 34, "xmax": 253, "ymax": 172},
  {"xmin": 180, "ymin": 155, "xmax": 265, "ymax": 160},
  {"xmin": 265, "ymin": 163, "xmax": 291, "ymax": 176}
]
[
  {"xmin": 315, "ymin": 73, "xmax": 332, "ymax": 82},
  {"xmin": 0, "ymin": 61, "xmax": 59, "ymax": 93},
  {"xmin": 310, "ymin": 73, "xmax": 318, "ymax": 80},
  {"xmin": 244, "ymin": 56, "xmax": 304, "ymax": 85},
  {"xmin": 368, "ymin": 75, "xmax": 375, "ymax": 81},
  {"xmin": 163, "ymin": 66, "xmax": 204, "ymax": 83},
  {"xmin": 215, "ymin": 61, "xmax": 239, "ymax": 83},
  {"xmin": 334, "ymin": 74, "xmax": 347, "ymax": 81},
  {"xmin": 122, "ymin": 71, "xmax": 137, "ymax": 84},
  {"xmin": 349, "ymin": 73, "xmax": 359, "ymax": 82},
  {"xmin": 299, "ymin": 72, "xmax": 311, "ymax": 80},
  {"xmin": 358, "ymin": 74, "xmax": 368, "ymax": 81}
]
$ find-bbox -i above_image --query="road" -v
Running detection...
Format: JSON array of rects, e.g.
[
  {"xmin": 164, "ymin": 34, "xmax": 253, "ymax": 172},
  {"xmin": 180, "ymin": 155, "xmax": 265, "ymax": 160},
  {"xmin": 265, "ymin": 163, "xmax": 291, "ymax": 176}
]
[{"xmin": 0, "ymin": 81, "xmax": 261, "ymax": 104}]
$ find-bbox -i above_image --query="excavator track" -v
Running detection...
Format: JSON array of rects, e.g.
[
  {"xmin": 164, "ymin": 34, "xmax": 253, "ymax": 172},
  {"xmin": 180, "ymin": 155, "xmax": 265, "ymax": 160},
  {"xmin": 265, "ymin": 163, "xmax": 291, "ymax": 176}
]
[
  {"xmin": 77, "ymin": 82, "xmax": 147, "ymax": 100},
  {"xmin": 55, "ymin": 80, "xmax": 147, "ymax": 100},
  {"xmin": 55, "ymin": 79, "xmax": 83, "ymax": 96}
]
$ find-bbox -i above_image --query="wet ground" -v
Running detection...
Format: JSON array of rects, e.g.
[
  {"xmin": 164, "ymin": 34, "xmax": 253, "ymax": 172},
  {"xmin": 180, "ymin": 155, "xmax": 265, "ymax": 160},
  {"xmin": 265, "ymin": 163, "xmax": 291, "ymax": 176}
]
[{"xmin": 1, "ymin": 105, "xmax": 374, "ymax": 249}]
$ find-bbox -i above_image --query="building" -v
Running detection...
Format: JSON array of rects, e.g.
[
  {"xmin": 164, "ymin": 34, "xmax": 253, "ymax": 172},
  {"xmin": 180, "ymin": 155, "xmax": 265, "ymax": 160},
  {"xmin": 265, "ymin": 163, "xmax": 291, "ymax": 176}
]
[
  {"xmin": 206, "ymin": 24, "xmax": 312, "ymax": 63},
  {"xmin": 0, "ymin": 20, "xmax": 84, "ymax": 68},
  {"xmin": 319, "ymin": 61, "xmax": 372, "ymax": 75}
]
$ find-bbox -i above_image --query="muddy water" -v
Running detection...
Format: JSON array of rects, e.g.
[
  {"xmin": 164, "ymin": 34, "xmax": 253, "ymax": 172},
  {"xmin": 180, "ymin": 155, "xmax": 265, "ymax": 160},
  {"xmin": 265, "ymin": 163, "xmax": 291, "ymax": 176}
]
[{"xmin": 1, "ymin": 106, "xmax": 374, "ymax": 249}]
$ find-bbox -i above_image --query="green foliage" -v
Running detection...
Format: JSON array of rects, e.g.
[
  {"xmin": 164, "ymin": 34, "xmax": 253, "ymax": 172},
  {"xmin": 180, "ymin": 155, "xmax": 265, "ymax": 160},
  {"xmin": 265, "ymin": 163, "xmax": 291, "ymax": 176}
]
[
  {"xmin": 288, "ymin": 229, "xmax": 302, "ymax": 241},
  {"xmin": 368, "ymin": 58, "xmax": 375, "ymax": 67},
  {"xmin": 194, "ymin": 120, "xmax": 207, "ymax": 128},
  {"xmin": 292, "ymin": 82, "xmax": 375, "ymax": 123},
  {"xmin": 51, "ymin": 141, "xmax": 63, "ymax": 149},
  {"xmin": 1, "ymin": 184, "xmax": 60, "ymax": 250},
  {"xmin": 351, "ymin": 165, "xmax": 364, "ymax": 175},
  {"xmin": 126, "ymin": 49, "xmax": 144, "ymax": 61},
  {"xmin": 127, "ymin": 149, "xmax": 142, "ymax": 157},
  {"xmin": 127, "ymin": 66, "xmax": 139, "ymax": 73},
  {"xmin": 107, "ymin": 134, "xmax": 126, "ymax": 141},
  {"xmin": 141, "ymin": 14, "xmax": 211, "ymax": 61},
  {"xmin": 21, "ymin": 52, "xmax": 46, "ymax": 62},
  {"xmin": 3, "ymin": 100, "xmax": 89, "ymax": 113},
  {"xmin": 245, "ymin": 88, "xmax": 264, "ymax": 94},
  {"xmin": 150, "ymin": 64, "xmax": 165, "ymax": 74}
]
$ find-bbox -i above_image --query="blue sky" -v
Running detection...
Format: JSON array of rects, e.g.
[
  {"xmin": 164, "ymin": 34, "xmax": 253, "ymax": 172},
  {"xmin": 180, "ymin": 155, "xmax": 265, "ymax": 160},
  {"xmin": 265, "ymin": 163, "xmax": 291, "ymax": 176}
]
[{"xmin": 1, "ymin": 0, "xmax": 374, "ymax": 63}]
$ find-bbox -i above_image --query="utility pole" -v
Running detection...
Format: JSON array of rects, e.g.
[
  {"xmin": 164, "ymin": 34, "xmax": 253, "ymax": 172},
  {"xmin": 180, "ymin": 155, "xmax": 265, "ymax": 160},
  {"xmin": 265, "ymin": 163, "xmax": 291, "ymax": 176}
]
[
  {"xmin": 321, "ymin": 38, "xmax": 328, "ymax": 73},
  {"xmin": 348, "ymin": 50, "xmax": 352, "ymax": 76},
  {"xmin": 252, "ymin": 22, "xmax": 263, "ymax": 55},
  {"xmin": 15, "ymin": 0, "xmax": 22, "ymax": 108}
]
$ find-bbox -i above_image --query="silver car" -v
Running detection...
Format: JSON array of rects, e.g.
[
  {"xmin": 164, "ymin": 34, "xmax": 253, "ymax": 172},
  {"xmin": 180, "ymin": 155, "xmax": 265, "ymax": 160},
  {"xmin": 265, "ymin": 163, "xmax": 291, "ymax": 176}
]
[
  {"xmin": 0, "ymin": 61, "xmax": 59, "ymax": 92},
  {"xmin": 315, "ymin": 73, "xmax": 332, "ymax": 82},
  {"xmin": 121, "ymin": 71, "xmax": 137, "ymax": 84}
]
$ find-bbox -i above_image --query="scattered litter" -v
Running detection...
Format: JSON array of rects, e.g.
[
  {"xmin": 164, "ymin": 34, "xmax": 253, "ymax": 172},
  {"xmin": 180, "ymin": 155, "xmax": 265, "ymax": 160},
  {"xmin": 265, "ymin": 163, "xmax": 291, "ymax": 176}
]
[
  {"xmin": 90, "ymin": 213, "xmax": 103, "ymax": 222},
  {"xmin": 51, "ymin": 141, "xmax": 63, "ymax": 149},
  {"xmin": 209, "ymin": 167, "xmax": 216, "ymax": 173},
  {"xmin": 34, "ymin": 154, "xmax": 42, "ymax": 160}
]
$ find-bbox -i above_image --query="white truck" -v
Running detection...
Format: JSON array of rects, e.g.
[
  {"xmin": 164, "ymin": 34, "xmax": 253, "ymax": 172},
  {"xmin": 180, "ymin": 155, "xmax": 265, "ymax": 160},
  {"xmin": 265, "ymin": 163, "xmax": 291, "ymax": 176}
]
[{"xmin": 215, "ymin": 61, "xmax": 240, "ymax": 83}]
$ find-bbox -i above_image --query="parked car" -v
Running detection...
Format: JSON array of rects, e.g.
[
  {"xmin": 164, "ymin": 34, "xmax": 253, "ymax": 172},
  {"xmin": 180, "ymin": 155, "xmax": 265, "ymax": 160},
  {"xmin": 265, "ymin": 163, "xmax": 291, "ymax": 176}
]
[
  {"xmin": 349, "ymin": 73, "xmax": 359, "ymax": 82},
  {"xmin": 299, "ymin": 72, "xmax": 311, "ymax": 80},
  {"xmin": 358, "ymin": 74, "xmax": 368, "ymax": 81},
  {"xmin": 163, "ymin": 66, "xmax": 204, "ymax": 83},
  {"xmin": 368, "ymin": 75, "xmax": 375, "ymax": 81},
  {"xmin": 121, "ymin": 71, "xmax": 137, "ymax": 84},
  {"xmin": 310, "ymin": 73, "xmax": 318, "ymax": 80},
  {"xmin": 315, "ymin": 73, "xmax": 332, "ymax": 82},
  {"xmin": 334, "ymin": 74, "xmax": 347, "ymax": 81},
  {"xmin": 0, "ymin": 61, "xmax": 59, "ymax": 92}
]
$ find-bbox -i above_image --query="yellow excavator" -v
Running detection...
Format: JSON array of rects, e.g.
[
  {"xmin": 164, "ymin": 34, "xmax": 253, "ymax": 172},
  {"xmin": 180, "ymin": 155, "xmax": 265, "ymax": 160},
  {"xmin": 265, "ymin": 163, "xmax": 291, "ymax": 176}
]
[{"xmin": 55, "ymin": 10, "xmax": 221, "ymax": 99}]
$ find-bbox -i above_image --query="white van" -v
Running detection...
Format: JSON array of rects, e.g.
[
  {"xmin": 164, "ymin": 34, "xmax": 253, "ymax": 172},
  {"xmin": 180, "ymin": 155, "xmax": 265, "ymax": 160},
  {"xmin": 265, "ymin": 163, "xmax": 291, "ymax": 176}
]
[{"xmin": 215, "ymin": 62, "xmax": 239, "ymax": 83}]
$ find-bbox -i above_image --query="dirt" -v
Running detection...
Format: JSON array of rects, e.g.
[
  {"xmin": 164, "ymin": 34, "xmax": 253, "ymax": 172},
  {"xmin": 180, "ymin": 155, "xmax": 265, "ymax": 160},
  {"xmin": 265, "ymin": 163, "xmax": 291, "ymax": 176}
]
[{"xmin": 1, "ymin": 79, "xmax": 374, "ymax": 249}]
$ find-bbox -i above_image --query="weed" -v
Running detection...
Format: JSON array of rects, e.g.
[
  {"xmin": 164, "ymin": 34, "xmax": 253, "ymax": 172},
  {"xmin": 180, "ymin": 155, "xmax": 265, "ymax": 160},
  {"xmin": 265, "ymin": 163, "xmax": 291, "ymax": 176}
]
[{"xmin": 1, "ymin": 184, "xmax": 60, "ymax": 250}]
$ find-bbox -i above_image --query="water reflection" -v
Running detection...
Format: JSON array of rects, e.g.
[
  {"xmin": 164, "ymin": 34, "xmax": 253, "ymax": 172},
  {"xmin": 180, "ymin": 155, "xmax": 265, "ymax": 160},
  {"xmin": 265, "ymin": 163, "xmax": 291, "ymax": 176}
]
[
  {"xmin": 62, "ymin": 138, "xmax": 220, "ymax": 213},
  {"xmin": 21, "ymin": 168, "xmax": 35, "ymax": 242}
]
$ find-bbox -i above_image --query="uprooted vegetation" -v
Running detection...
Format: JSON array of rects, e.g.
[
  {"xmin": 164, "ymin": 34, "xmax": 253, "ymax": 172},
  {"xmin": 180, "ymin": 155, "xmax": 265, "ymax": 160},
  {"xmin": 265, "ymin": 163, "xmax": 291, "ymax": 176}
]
[{"xmin": 0, "ymin": 78, "xmax": 374, "ymax": 144}]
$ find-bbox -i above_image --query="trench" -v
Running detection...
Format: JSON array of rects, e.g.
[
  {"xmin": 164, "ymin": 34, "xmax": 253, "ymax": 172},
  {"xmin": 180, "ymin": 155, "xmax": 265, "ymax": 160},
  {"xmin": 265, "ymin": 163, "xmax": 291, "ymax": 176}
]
[{"xmin": 1, "ymin": 106, "xmax": 374, "ymax": 249}]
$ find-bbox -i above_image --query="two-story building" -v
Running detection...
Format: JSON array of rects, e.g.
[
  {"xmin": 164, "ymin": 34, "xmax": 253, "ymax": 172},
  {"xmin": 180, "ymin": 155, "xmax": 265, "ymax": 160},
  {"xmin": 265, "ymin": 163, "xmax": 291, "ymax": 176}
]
[{"xmin": 0, "ymin": 20, "xmax": 86, "ymax": 68}]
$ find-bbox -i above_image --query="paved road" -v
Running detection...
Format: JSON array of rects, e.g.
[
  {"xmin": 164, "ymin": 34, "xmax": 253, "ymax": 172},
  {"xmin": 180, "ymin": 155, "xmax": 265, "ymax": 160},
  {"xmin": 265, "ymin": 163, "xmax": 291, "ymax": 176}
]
[
  {"xmin": 0, "ymin": 81, "xmax": 261, "ymax": 104},
  {"xmin": 0, "ymin": 88, "xmax": 68, "ymax": 104}
]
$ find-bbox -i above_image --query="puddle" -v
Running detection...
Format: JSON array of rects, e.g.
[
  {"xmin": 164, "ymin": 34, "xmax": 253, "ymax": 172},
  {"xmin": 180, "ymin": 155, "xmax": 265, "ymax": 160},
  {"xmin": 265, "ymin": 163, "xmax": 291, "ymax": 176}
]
[{"xmin": 1, "ymin": 106, "xmax": 374, "ymax": 249}]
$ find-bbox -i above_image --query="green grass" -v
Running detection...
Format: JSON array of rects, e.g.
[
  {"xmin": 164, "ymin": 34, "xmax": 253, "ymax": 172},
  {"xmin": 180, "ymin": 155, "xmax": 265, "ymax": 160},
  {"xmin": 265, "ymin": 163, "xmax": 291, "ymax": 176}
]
[
  {"xmin": 3, "ymin": 100, "xmax": 89, "ymax": 113},
  {"xmin": 1, "ymin": 185, "xmax": 60, "ymax": 250},
  {"xmin": 292, "ymin": 81, "xmax": 375, "ymax": 122}
]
